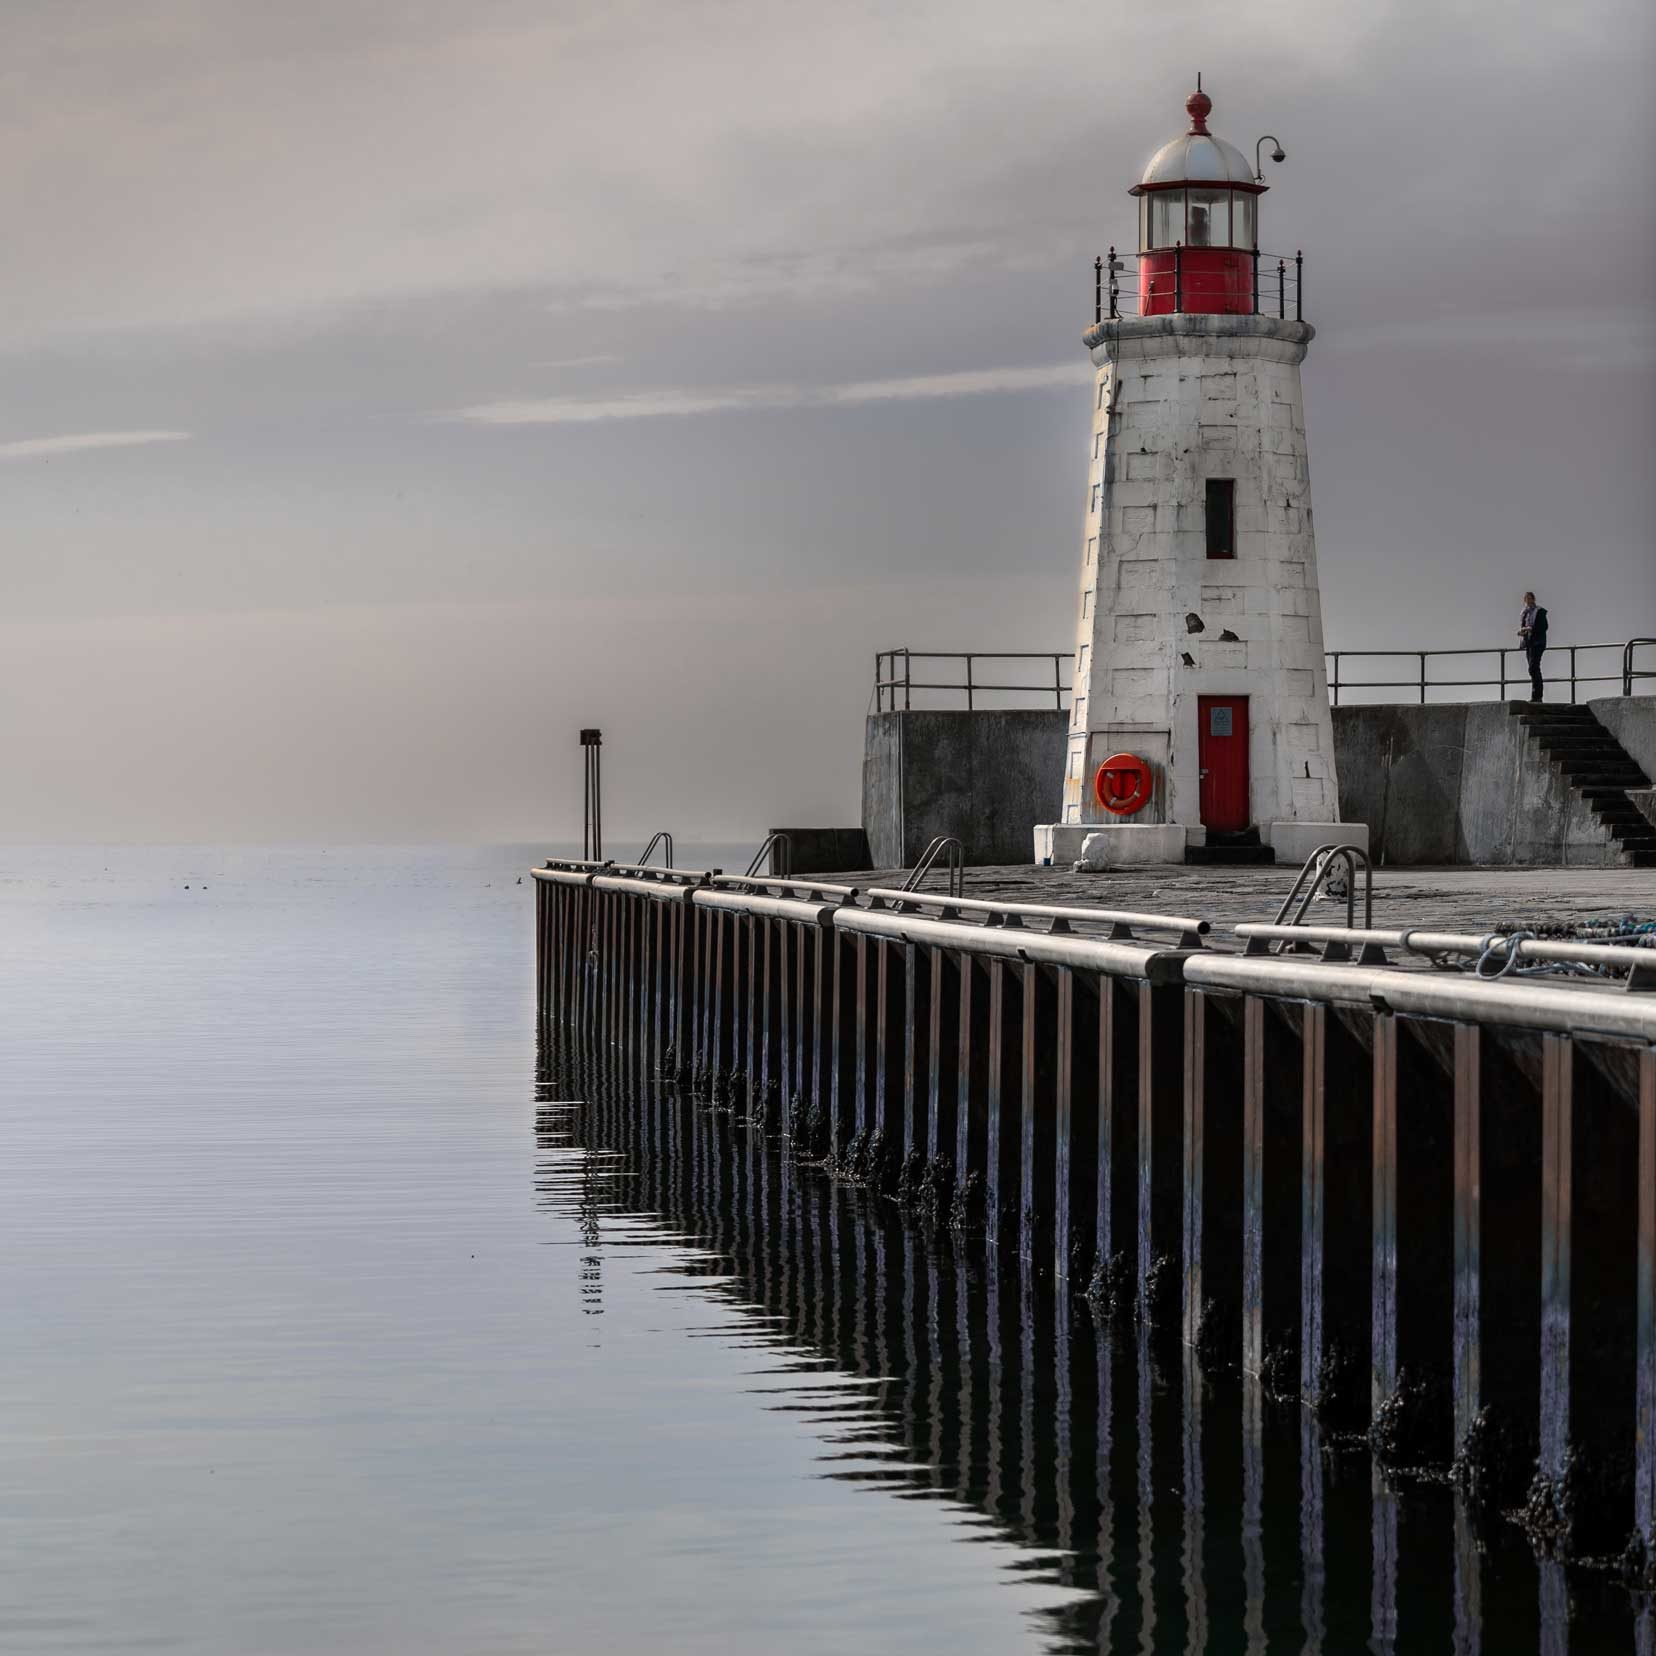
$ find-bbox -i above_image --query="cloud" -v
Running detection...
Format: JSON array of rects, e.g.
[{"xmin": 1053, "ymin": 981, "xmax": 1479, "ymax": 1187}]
[
  {"xmin": 1324, "ymin": 309, "xmax": 1656, "ymax": 370},
  {"xmin": 534, "ymin": 353, "xmax": 622, "ymax": 369},
  {"xmin": 451, "ymin": 362, "xmax": 1091, "ymax": 426},
  {"xmin": 0, "ymin": 429, "xmax": 191, "ymax": 461}
]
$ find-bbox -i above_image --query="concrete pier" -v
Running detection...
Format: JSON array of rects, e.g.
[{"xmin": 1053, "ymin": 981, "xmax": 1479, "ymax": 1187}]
[{"xmin": 534, "ymin": 858, "xmax": 1656, "ymax": 1570}]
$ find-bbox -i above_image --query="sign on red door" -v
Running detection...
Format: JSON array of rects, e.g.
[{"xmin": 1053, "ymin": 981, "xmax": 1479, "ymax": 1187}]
[{"xmin": 1198, "ymin": 696, "xmax": 1249, "ymax": 831}]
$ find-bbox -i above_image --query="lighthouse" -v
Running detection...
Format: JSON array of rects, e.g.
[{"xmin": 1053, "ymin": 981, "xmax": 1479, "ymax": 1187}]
[{"xmin": 1034, "ymin": 83, "xmax": 1366, "ymax": 868}]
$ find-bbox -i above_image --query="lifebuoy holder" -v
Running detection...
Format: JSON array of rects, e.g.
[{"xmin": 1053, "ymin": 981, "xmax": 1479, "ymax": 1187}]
[{"xmin": 1093, "ymin": 752, "xmax": 1153, "ymax": 816}]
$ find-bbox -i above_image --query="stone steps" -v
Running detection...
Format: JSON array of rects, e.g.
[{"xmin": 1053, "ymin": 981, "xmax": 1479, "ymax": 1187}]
[{"xmin": 1509, "ymin": 703, "xmax": 1655, "ymax": 866}]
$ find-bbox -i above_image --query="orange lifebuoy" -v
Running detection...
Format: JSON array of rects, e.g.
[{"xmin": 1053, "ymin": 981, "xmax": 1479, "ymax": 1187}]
[{"xmin": 1094, "ymin": 753, "xmax": 1152, "ymax": 816}]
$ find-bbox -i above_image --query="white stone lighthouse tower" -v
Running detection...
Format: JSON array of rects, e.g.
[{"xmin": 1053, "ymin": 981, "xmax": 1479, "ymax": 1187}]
[{"xmin": 1035, "ymin": 83, "xmax": 1366, "ymax": 867}]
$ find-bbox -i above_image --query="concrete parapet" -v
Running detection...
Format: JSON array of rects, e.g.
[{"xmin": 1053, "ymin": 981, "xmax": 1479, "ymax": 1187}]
[
  {"xmin": 769, "ymin": 827, "xmax": 871, "ymax": 875},
  {"xmin": 863, "ymin": 710, "xmax": 1067, "ymax": 868},
  {"xmin": 1334, "ymin": 698, "xmax": 1655, "ymax": 866}
]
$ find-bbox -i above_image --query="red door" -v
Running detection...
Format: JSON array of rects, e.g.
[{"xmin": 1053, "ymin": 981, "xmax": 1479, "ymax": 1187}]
[{"xmin": 1198, "ymin": 695, "xmax": 1249, "ymax": 831}]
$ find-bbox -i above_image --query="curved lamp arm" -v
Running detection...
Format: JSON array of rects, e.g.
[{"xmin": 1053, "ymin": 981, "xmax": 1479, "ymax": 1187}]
[{"xmin": 1255, "ymin": 135, "xmax": 1286, "ymax": 185}]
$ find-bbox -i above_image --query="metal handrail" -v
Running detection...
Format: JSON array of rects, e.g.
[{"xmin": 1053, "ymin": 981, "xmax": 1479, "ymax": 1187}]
[
  {"xmin": 1234, "ymin": 921, "xmax": 1656, "ymax": 992},
  {"xmin": 708, "ymin": 873, "xmax": 859, "ymax": 901},
  {"xmin": 1327, "ymin": 639, "xmax": 1656, "ymax": 706},
  {"xmin": 862, "ymin": 887, "xmax": 1208, "ymax": 949},
  {"xmin": 1095, "ymin": 245, "xmax": 1304, "ymax": 323},
  {"xmin": 877, "ymin": 638, "xmax": 1656, "ymax": 713},
  {"xmin": 873, "ymin": 648, "xmax": 1070, "ymax": 713},
  {"xmin": 1627, "ymin": 639, "xmax": 1656, "ymax": 696},
  {"xmin": 744, "ymin": 832, "xmax": 792, "ymax": 879},
  {"xmin": 901, "ymin": 836, "xmax": 965, "ymax": 898},
  {"xmin": 635, "ymin": 831, "xmax": 675, "ymax": 868},
  {"xmin": 1272, "ymin": 844, "xmax": 1374, "ymax": 938}
]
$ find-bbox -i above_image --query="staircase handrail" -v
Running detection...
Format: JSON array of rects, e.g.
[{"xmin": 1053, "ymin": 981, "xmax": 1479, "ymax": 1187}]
[
  {"xmin": 744, "ymin": 832, "xmax": 793, "ymax": 879},
  {"xmin": 635, "ymin": 830, "xmax": 675, "ymax": 868},
  {"xmin": 900, "ymin": 835, "xmax": 965, "ymax": 898},
  {"xmin": 1272, "ymin": 843, "xmax": 1374, "ymax": 937}
]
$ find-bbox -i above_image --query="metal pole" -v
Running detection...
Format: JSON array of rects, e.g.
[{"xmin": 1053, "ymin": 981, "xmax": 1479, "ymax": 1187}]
[
  {"xmin": 1569, "ymin": 646, "xmax": 1577, "ymax": 704},
  {"xmin": 1095, "ymin": 255, "xmax": 1102, "ymax": 326},
  {"xmin": 904, "ymin": 651, "xmax": 912, "ymax": 712},
  {"xmin": 1175, "ymin": 243, "xmax": 1183, "ymax": 313},
  {"xmin": 1419, "ymin": 653, "xmax": 1427, "ymax": 705},
  {"xmin": 580, "ymin": 728, "xmax": 603, "ymax": 862},
  {"xmin": 1054, "ymin": 654, "xmax": 1063, "ymax": 711},
  {"xmin": 1252, "ymin": 248, "xmax": 1260, "ymax": 316},
  {"xmin": 1108, "ymin": 246, "xmax": 1118, "ymax": 320},
  {"xmin": 1499, "ymin": 648, "xmax": 1507, "ymax": 701},
  {"xmin": 965, "ymin": 655, "xmax": 974, "ymax": 712},
  {"xmin": 1295, "ymin": 250, "xmax": 1303, "ymax": 321},
  {"xmin": 1278, "ymin": 259, "xmax": 1286, "ymax": 320},
  {"xmin": 1330, "ymin": 652, "xmax": 1340, "ymax": 707}
]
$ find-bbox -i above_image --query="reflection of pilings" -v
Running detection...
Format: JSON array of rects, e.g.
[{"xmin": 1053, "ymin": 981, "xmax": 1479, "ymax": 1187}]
[
  {"xmin": 533, "ymin": 865, "xmax": 1656, "ymax": 1563},
  {"xmin": 535, "ymin": 1022, "xmax": 1645, "ymax": 1653}
]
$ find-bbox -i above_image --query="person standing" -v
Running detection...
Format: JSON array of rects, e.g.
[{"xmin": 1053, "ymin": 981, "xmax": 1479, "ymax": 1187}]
[{"xmin": 1518, "ymin": 591, "xmax": 1549, "ymax": 702}]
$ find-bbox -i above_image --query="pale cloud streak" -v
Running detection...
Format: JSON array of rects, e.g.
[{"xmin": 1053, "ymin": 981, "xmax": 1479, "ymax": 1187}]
[
  {"xmin": 0, "ymin": 430, "xmax": 191, "ymax": 462},
  {"xmin": 452, "ymin": 363, "xmax": 1091, "ymax": 426}
]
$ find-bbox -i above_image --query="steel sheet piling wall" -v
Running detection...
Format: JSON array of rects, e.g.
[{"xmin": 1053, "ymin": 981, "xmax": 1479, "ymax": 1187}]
[{"xmin": 532, "ymin": 865, "xmax": 1656, "ymax": 1559}]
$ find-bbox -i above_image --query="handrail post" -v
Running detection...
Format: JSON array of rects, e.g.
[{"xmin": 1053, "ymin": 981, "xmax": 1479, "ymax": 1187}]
[
  {"xmin": 1054, "ymin": 654, "xmax": 1063, "ymax": 711},
  {"xmin": 1419, "ymin": 652, "xmax": 1427, "ymax": 704},
  {"xmin": 1251, "ymin": 248, "xmax": 1260, "ymax": 315},
  {"xmin": 1108, "ymin": 245, "xmax": 1118, "ymax": 320},
  {"xmin": 904, "ymin": 650, "xmax": 912, "ymax": 712},
  {"xmin": 1499, "ymin": 647, "xmax": 1507, "ymax": 701},
  {"xmin": 1278, "ymin": 259, "xmax": 1286, "ymax": 320},
  {"xmin": 1569, "ymin": 646, "xmax": 1577, "ymax": 704},
  {"xmin": 965, "ymin": 654, "xmax": 974, "ymax": 712},
  {"xmin": 1175, "ymin": 242, "xmax": 1183, "ymax": 313},
  {"xmin": 1095, "ymin": 255, "xmax": 1103, "ymax": 326},
  {"xmin": 1295, "ymin": 250, "xmax": 1303, "ymax": 321},
  {"xmin": 1330, "ymin": 651, "xmax": 1340, "ymax": 707}
]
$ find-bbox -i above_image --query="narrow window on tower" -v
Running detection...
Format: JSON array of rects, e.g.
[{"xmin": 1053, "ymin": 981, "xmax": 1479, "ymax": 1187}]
[{"xmin": 1205, "ymin": 479, "xmax": 1236, "ymax": 559}]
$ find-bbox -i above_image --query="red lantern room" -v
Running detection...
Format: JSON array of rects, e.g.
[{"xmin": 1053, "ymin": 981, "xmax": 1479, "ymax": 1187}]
[{"xmin": 1130, "ymin": 82, "xmax": 1268, "ymax": 316}]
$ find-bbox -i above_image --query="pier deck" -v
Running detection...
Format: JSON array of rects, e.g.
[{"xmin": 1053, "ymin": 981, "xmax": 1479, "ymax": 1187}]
[{"xmin": 826, "ymin": 862, "xmax": 1656, "ymax": 939}]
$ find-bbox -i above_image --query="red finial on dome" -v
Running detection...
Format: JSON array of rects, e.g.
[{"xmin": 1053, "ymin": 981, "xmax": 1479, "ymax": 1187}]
[{"xmin": 1186, "ymin": 74, "xmax": 1211, "ymax": 135}]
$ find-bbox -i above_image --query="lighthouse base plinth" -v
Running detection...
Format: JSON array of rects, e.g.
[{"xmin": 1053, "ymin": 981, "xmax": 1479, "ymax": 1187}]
[
  {"xmin": 1034, "ymin": 822, "xmax": 1190, "ymax": 868},
  {"xmin": 1261, "ymin": 821, "xmax": 1370, "ymax": 864}
]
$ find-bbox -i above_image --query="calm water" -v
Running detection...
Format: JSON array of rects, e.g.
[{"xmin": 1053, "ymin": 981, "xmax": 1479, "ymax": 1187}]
[{"xmin": 0, "ymin": 847, "xmax": 1640, "ymax": 1653}]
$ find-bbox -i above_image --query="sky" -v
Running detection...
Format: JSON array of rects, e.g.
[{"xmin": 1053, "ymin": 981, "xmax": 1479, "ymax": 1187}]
[{"xmin": 2, "ymin": 0, "xmax": 1653, "ymax": 845}]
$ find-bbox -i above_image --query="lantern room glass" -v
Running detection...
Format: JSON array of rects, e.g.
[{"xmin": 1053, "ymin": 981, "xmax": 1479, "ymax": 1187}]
[
  {"xmin": 1187, "ymin": 189, "xmax": 1227, "ymax": 247},
  {"xmin": 1140, "ymin": 187, "xmax": 1259, "ymax": 252}
]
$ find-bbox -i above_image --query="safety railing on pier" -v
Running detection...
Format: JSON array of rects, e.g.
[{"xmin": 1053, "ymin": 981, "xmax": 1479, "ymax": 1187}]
[
  {"xmin": 872, "ymin": 649, "xmax": 1071, "ymax": 713},
  {"xmin": 1327, "ymin": 637, "xmax": 1656, "ymax": 705},
  {"xmin": 872, "ymin": 640, "xmax": 1655, "ymax": 712}
]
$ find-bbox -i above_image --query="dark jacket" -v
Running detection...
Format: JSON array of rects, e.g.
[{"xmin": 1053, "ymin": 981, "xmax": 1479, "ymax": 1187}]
[{"xmin": 1525, "ymin": 605, "xmax": 1549, "ymax": 649}]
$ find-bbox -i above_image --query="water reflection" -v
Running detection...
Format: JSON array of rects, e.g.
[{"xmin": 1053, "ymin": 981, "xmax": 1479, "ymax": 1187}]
[{"xmin": 536, "ymin": 1037, "xmax": 1642, "ymax": 1655}]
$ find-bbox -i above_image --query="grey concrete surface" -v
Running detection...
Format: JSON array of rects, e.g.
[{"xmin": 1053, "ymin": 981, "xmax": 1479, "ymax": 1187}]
[
  {"xmin": 823, "ymin": 862, "xmax": 1656, "ymax": 937},
  {"xmin": 770, "ymin": 827, "xmax": 870, "ymax": 875},
  {"xmin": 862, "ymin": 699, "xmax": 1655, "ymax": 870},
  {"xmin": 1334, "ymin": 699, "xmax": 1655, "ymax": 866},
  {"xmin": 862, "ymin": 710, "xmax": 1067, "ymax": 867}
]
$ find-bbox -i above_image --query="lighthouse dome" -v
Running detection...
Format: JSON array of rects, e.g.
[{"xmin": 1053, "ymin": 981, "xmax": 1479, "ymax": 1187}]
[
  {"xmin": 1131, "ymin": 85, "xmax": 1259, "ymax": 194},
  {"xmin": 1138, "ymin": 129, "xmax": 1254, "ymax": 187}
]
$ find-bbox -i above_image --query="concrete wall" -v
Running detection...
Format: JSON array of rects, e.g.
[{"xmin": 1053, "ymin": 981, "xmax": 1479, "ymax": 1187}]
[
  {"xmin": 1333, "ymin": 698, "xmax": 1656, "ymax": 867},
  {"xmin": 769, "ymin": 827, "xmax": 871, "ymax": 875},
  {"xmin": 864, "ymin": 698, "xmax": 1655, "ymax": 868},
  {"xmin": 863, "ymin": 710, "xmax": 1067, "ymax": 868}
]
